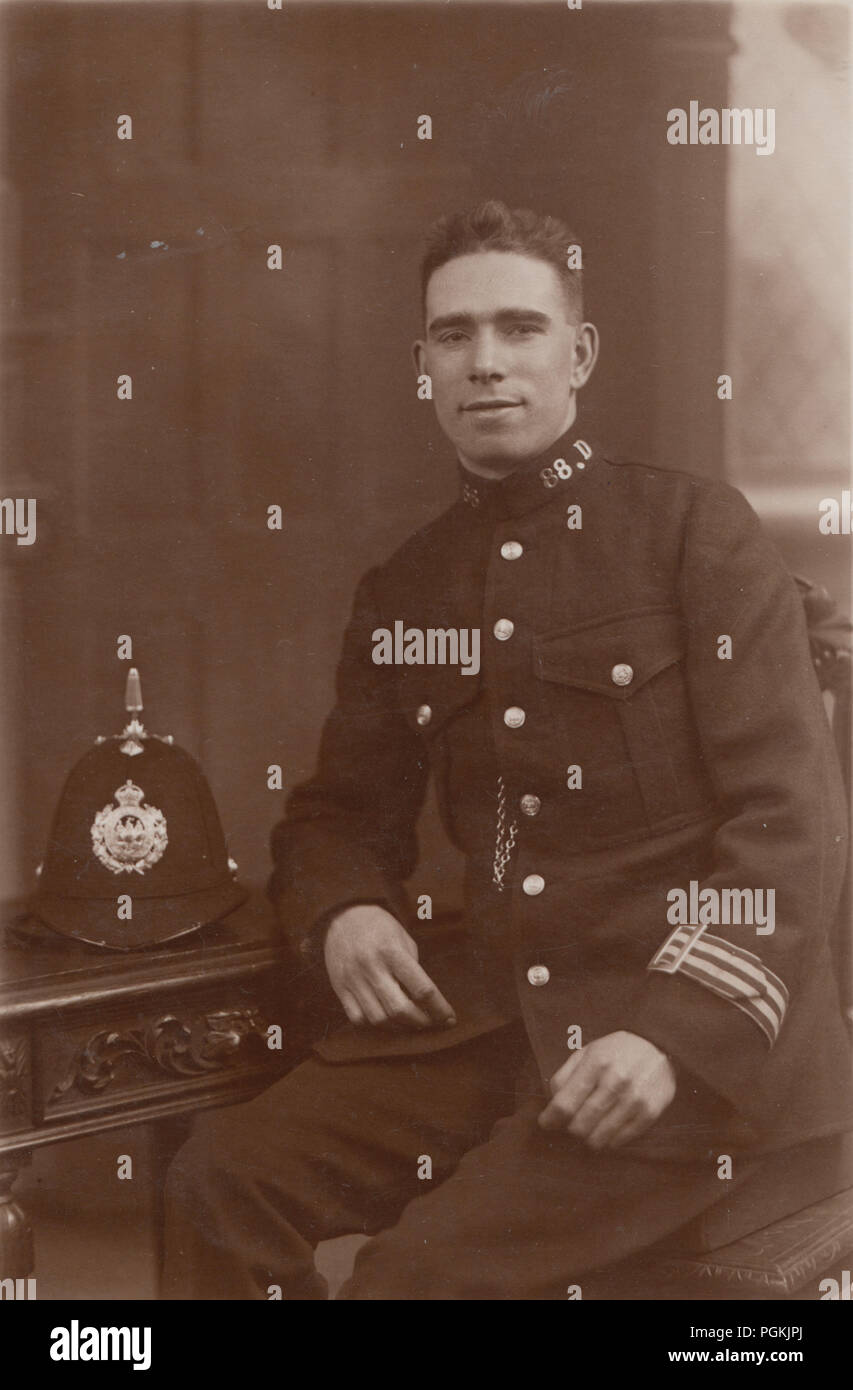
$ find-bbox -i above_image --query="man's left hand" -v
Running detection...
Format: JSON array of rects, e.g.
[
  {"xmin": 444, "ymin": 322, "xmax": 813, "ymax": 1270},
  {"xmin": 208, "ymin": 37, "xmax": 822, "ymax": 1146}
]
[{"xmin": 538, "ymin": 1031, "xmax": 677, "ymax": 1150}]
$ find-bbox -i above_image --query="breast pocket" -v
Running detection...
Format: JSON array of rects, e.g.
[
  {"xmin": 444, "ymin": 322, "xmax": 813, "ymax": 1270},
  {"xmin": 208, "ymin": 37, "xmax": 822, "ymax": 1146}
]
[{"xmin": 532, "ymin": 606, "xmax": 706, "ymax": 836}]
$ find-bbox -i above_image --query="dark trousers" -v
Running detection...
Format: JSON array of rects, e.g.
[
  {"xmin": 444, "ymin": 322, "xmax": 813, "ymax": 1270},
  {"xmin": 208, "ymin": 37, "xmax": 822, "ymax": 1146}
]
[{"xmin": 162, "ymin": 1021, "xmax": 760, "ymax": 1300}]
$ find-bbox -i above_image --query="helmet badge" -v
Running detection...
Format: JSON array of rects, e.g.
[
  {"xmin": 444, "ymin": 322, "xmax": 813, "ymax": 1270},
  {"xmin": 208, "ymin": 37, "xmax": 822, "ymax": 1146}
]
[{"xmin": 91, "ymin": 779, "xmax": 168, "ymax": 875}]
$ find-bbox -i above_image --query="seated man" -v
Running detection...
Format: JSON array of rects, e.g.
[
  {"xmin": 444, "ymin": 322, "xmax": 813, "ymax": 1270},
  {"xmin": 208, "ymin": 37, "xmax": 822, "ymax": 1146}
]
[{"xmin": 163, "ymin": 200, "xmax": 853, "ymax": 1301}]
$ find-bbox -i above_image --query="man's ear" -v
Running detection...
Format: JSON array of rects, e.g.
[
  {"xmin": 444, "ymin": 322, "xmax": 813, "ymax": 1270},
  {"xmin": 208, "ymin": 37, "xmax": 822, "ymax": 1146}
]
[
  {"xmin": 412, "ymin": 338, "xmax": 427, "ymax": 376},
  {"xmin": 571, "ymin": 322, "xmax": 600, "ymax": 389}
]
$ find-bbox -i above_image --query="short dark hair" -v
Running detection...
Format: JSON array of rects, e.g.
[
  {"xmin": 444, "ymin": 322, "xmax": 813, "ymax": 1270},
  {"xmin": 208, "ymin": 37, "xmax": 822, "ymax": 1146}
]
[{"xmin": 420, "ymin": 199, "xmax": 583, "ymax": 322}]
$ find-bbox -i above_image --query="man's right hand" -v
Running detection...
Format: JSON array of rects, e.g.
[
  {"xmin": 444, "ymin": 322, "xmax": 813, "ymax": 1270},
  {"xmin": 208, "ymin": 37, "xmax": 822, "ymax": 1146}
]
[{"xmin": 323, "ymin": 904, "xmax": 457, "ymax": 1032}]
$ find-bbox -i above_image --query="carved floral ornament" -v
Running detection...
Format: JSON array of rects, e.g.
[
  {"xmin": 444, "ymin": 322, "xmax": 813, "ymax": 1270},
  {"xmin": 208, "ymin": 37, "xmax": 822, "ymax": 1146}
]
[
  {"xmin": 0, "ymin": 1036, "xmax": 29, "ymax": 1117},
  {"xmin": 50, "ymin": 1008, "xmax": 270, "ymax": 1101}
]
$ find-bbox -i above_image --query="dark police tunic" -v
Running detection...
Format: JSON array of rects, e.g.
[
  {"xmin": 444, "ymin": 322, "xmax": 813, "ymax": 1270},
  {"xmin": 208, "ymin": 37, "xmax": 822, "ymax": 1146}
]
[{"xmin": 269, "ymin": 424, "xmax": 853, "ymax": 1154}]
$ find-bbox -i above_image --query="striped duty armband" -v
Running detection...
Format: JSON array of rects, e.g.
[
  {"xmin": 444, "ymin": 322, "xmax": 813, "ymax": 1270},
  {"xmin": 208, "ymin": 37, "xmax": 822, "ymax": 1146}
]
[{"xmin": 648, "ymin": 922, "xmax": 789, "ymax": 1045}]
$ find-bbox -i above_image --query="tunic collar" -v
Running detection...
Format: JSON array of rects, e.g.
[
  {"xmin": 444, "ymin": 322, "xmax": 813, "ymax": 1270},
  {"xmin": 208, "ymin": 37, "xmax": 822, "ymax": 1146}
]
[{"xmin": 456, "ymin": 422, "xmax": 598, "ymax": 520}]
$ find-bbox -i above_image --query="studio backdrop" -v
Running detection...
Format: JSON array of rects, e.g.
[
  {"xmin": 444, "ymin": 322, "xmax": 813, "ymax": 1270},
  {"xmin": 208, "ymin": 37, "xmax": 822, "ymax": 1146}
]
[{"xmin": 1, "ymin": 0, "xmax": 848, "ymax": 908}]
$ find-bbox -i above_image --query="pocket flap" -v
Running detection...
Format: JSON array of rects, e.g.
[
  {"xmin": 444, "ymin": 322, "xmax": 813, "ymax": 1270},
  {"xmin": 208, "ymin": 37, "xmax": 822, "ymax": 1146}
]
[{"xmin": 533, "ymin": 606, "xmax": 686, "ymax": 698}]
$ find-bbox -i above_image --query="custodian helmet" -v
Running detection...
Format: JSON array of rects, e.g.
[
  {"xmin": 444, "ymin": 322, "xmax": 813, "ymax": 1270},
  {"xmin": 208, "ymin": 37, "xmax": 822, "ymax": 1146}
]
[{"xmin": 33, "ymin": 670, "xmax": 247, "ymax": 949}]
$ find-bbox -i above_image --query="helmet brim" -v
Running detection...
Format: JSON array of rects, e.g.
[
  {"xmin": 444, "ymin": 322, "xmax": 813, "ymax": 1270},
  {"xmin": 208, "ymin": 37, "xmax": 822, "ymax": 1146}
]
[{"xmin": 33, "ymin": 878, "xmax": 249, "ymax": 950}]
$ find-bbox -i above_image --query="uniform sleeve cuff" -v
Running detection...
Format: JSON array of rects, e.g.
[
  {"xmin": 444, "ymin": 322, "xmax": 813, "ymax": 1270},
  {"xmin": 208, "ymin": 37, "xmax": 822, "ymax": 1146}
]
[
  {"xmin": 625, "ymin": 969, "xmax": 774, "ymax": 1127},
  {"xmin": 267, "ymin": 840, "xmax": 411, "ymax": 957}
]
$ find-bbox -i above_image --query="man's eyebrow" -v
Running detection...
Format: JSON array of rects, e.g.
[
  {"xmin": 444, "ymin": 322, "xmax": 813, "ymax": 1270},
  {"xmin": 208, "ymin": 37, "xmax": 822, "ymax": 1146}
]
[{"xmin": 426, "ymin": 308, "xmax": 553, "ymax": 335}]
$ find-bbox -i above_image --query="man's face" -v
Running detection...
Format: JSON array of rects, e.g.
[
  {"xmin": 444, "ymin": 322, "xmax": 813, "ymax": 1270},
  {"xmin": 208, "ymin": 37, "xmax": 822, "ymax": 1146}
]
[{"xmin": 413, "ymin": 250, "xmax": 598, "ymax": 475}]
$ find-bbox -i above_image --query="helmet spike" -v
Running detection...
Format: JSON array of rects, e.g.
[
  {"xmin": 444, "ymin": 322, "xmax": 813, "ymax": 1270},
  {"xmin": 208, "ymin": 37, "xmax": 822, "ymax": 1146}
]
[
  {"xmin": 119, "ymin": 668, "xmax": 147, "ymax": 755},
  {"xmin": 125, "ymin": 667, "xmax": 143, "ymax": 714}
]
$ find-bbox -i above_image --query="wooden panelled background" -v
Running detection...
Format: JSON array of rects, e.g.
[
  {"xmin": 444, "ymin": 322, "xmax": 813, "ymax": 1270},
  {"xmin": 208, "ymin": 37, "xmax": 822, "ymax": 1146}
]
[{"xmin": 1, "ymin": 1, "xmax": 842, "ymax": 910}]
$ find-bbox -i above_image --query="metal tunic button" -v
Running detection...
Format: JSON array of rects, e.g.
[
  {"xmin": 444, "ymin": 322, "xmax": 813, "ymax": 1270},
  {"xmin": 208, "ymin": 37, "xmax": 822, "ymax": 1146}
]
[
  {"xmin": 522, "ymin": 874, "xmax": 545, "ymax": 895},
  {"xmin": 520, "ymin": 794, "xmax": 541, "ymax": 817},
  {"xmin": 493, "ymin": 619, "xmax": 514, "ymax": 641},
  {"xmin": 501, "ymin": 541, "xmax": 523, "ymax": 560},
  {"xmin": 611, "ymin": 663, "xmax": 634, "ymax": 687},
  {"xmin": 527, "ymin": 964, "xmax": 550, "ymax": 986},
  {"xmin": 416, "ymin": 704, "xmax": 432, "ymax": 726},
  {"xmin": 504, "ymin": 706, "xmax": 526, "ymax": 728}
]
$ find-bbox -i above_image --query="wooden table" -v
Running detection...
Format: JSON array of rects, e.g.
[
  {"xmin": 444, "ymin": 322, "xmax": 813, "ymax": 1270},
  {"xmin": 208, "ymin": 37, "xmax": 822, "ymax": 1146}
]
[{"xmin": 0, "ymin": 894, "xmax": 296, "ymax": 1281}]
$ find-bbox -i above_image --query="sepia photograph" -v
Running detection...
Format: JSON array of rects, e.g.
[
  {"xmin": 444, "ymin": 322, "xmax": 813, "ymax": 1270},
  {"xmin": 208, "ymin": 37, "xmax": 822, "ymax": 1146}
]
[{"xmin": 0, "ymin": 0, "xmax": 851, "ymax": 1346}]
